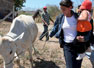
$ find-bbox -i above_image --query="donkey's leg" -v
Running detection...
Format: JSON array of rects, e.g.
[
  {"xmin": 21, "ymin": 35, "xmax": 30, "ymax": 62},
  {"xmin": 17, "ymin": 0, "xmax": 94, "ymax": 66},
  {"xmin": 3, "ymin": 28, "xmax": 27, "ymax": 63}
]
[{"xmin": 28, "ymin": 44, "xmax": 33, "ymax": 68}]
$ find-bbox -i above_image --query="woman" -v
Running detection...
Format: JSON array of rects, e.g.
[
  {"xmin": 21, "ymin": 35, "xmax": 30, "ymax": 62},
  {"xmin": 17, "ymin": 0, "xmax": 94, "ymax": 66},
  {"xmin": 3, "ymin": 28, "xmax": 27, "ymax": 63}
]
[{"xmin": 50, "ymin": 0, "xmax": 82, "ymax": 68}]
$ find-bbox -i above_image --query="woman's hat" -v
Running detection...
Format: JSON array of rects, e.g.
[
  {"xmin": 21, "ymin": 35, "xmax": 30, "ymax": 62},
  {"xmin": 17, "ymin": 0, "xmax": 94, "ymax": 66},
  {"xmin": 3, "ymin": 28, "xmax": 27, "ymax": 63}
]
[{"xmin": 80, "ymin": 0, "xmax": 92, "ymax": 10}]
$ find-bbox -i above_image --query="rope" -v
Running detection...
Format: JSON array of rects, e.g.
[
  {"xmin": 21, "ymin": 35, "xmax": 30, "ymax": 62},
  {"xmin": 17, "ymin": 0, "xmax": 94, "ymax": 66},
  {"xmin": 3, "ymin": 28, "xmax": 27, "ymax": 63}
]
[
  {"xmin": 5, "ymin": 58, "xmax": 14, "ymax": 65},
  {"xmin": 33, "ymin": 26, "xmax": 53, "ymax": 55}
]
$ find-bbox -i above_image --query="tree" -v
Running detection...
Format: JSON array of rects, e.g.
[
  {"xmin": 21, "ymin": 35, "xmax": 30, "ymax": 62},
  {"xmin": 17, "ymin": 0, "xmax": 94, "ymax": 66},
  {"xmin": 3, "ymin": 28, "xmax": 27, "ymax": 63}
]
[
  {"xmin": 47, "ymin": 5, "xmax": 61, "ymax": 19},
  {"xmin": 14, "ymin": 0, "xmax": 26, "ymax": 11}
]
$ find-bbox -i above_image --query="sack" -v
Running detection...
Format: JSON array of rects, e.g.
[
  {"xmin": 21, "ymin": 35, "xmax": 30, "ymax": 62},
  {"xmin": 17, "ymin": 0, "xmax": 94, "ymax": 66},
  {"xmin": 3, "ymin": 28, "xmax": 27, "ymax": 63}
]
[{"xmin": 77, "ymin": 20, "xmax": 92, "ymax": 32}]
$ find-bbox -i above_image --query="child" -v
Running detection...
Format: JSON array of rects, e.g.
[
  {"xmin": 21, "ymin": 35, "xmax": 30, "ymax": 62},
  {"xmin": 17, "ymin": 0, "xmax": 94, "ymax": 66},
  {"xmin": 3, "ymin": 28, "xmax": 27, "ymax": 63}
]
[{"xmin": 76, "ymin": 0, "xmax": 92, "ymax": 60}]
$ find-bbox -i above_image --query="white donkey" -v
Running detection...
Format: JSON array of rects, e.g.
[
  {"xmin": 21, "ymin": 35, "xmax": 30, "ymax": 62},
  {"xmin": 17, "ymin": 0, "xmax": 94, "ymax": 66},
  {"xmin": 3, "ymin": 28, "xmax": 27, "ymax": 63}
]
[{"xmin": 0, "ymin": 10, "xmax": 40, "ymax": 68}]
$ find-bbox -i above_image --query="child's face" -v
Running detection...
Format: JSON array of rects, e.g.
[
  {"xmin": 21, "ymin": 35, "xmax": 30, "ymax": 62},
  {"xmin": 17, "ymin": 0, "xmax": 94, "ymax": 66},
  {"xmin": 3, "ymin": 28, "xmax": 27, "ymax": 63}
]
[{"xmin": 60, "ymin": 6, "xmax": 72, "ymax": 16}]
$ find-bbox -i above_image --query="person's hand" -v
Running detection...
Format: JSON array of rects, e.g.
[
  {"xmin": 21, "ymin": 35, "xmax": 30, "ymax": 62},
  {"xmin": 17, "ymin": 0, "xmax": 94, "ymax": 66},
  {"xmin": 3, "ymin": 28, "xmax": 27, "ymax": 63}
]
[
  {"xmin": 45, "ymin": 23, "xmax": 48, "ymax": 26},
  {"xmin": 43, "ymin": 21, "xmax": 48, "ymax": 26},
  {"xmin": 52, "ymin": 21, "xmax": 54, "ymax": 24},
  {"xmin": 42, "ymin": 19, "xmax": 48, "ymax": 26},
  {"xmin": 76, "ymin": 36, "xmax": 85, "ymax": 42}
]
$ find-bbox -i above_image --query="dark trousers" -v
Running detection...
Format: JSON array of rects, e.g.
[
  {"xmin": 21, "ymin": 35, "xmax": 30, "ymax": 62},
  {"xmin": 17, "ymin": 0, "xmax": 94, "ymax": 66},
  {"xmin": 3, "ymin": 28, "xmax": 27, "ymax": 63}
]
[
  {"xmin": 63, "ymin": 43, "xmax": 82, "ymax": 68},
  {"xmin": 39, "ymin": 25, "xmax": 49, "ymax": 40}
]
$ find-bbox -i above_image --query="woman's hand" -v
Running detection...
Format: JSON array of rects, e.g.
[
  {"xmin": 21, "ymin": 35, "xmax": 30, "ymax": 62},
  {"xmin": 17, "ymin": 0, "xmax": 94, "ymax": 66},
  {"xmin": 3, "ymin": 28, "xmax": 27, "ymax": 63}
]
[{"xmin": 76, "ymin": 36, "xmax": 85, "ymax": 42}]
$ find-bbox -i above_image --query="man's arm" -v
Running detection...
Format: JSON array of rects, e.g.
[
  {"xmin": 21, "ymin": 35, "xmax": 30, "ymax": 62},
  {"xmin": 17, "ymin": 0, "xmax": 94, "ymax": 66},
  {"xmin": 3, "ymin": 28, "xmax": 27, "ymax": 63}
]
[
  {"xmin": 41, "ymin": 13, "xmax": 48, "ymax": 26},
  {"xmin": 42, "ymin": 18, "xmax": 48, "ymax": 26},
  {"xmin": 50, "ymin": 17, "xmax": 54, "ymax": 24}
]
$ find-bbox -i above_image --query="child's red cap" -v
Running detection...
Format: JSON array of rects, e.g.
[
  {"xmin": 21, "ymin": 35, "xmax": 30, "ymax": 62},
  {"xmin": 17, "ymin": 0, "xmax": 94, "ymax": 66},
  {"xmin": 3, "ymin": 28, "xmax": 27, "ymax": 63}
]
[{"xmin": 80, "ymin": 0, "xmax": 92, "ymax": 10}]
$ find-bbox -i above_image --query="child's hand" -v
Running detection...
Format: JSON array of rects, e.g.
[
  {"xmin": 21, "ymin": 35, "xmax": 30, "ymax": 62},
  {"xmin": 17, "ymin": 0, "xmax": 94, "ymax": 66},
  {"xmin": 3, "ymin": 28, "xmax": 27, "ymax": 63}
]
[{"xmin": 76, "ymin": 36, "xmax": 85, "ymax": 42}]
